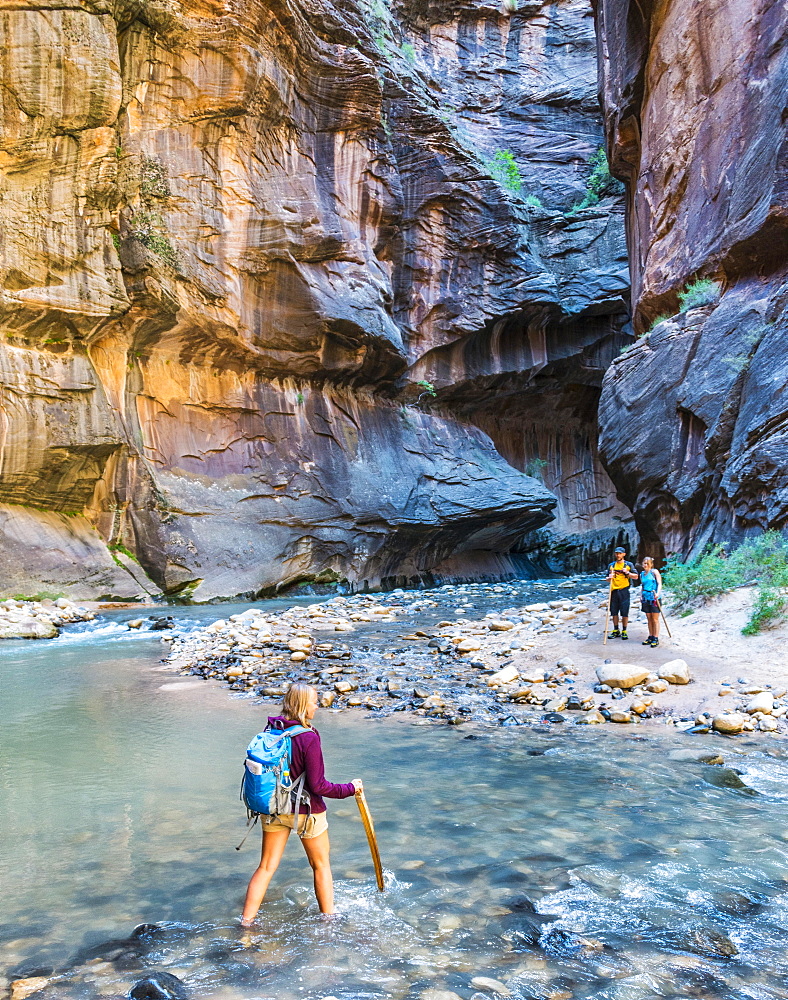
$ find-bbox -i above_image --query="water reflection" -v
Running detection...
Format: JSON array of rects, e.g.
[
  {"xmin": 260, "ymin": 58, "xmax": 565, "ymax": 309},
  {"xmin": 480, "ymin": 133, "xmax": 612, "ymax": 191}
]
[{"xmin": 1, "ymin": 600, "xmax": 788, "ymax": 1000}]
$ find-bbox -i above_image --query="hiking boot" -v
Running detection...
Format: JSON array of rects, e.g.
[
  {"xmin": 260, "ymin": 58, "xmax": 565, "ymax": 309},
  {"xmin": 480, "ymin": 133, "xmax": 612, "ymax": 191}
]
[
  {"xmin": 650, "ymin": 638, "xmax": 659, "ymax": 647},
  {"xmin": 608, "ymin": 629, "xmax": 621, "ymax": 639},
  {"xmin": 620, "ymin": 630, "xmax": 629, "ymax": 640},
  {"xmin": 642, "ymin": 636, "xmax": 654, "ymax": 645}
]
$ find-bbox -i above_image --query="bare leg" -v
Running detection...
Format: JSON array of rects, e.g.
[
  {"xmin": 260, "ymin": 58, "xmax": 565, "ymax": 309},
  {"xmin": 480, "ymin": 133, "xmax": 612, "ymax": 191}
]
[
  {"xmin": 649, "ymin": 612, "xmax": 660, "ymax": 638},
  {"xmin": 301, "ymin": 830, "xmax": 334, "ymax": 914},
  {"xmin": 611, "ymin": 615, "xmax": 620, "ymax": 631},
  {"xmin": 241, "ymin": 827, "xmax": 290, "ymax": 925},
  {"xmin": 621, "ymin": 617, "xmax": 629, "ymax": 632}
]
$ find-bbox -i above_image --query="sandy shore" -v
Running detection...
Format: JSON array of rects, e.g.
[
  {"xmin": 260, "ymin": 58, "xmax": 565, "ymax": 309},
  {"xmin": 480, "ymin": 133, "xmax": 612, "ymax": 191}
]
[
  {"xmin": 522, "ymin": 584, "xmax": 788, "ymax": 729},
  {"xmin": 164, "ymin": 577, "xmax": 788, "ymax": 735}
]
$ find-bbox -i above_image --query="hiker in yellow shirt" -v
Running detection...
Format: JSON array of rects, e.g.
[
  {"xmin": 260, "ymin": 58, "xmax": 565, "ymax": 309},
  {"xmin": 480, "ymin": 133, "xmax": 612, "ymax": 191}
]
[{"xmin": 606, "ymin": 545, "xmax": 639, "ymax": 640}]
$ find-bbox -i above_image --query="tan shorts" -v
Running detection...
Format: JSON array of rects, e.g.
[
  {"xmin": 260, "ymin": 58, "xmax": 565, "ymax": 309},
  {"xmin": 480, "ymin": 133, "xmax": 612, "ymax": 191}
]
[{"xmin": 262, "ymin": 812, "xmax": 328, "ymax": 839}]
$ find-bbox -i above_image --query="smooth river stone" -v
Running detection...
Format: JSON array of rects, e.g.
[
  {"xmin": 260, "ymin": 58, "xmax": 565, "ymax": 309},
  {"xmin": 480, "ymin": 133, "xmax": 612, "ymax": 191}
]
[
  {"xmin": 658, "ymin": 659, "xmax": 691, "ymax": 684},
  {"xmin": 595, "ymin": 664, "xmax": 651, "ymax": 689}
]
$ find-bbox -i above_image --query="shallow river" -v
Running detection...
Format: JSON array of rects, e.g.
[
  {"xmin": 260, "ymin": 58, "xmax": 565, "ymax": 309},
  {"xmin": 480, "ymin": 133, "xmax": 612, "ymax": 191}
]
[{"xmin": 2, "ymin": 593, "xmax": 788, "ymax": 1000}]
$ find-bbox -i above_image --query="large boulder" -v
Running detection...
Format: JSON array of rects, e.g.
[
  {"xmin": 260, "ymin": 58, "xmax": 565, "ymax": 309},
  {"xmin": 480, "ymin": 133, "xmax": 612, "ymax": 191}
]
[
  {"xmin": 595, "ymin": 663, "xmax": 651, "ymax": 689},
  {"xmin": 0, "ymin": 617, "xmax": 58, "ymax": 640}
]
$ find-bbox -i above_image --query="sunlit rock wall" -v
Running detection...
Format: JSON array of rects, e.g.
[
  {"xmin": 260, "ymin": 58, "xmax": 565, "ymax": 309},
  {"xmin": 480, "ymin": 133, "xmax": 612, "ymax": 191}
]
[
  {"xmin": 0, "ymin": 0, "xmax": 628, "ymax": 599},
  {"xmin": 594, "ymin": 0, "xmax": 788, "ymax": 557}
]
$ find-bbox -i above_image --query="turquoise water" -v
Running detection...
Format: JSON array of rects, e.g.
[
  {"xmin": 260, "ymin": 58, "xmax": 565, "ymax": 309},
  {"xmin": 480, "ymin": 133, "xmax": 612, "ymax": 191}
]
[{"xmin": 2, "ymin": 601, "xmax": 788, "ymax": 999}]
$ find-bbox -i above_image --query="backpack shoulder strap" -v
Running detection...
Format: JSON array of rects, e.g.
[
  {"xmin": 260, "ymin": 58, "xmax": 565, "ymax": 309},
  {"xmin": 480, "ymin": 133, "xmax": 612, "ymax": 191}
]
[{"xmin": 282, "ymin": 725, "xmax": 310, "ymax": 739}]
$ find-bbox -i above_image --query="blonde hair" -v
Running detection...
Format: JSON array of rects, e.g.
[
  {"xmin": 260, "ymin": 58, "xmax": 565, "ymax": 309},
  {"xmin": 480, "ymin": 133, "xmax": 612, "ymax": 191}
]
[
  {"xmin": 282, "ymin": 682, "xmax": 316, "ymax": 727},
  {"xmin": 642, "ymin": 555, "xmax": 654, "ymax": 567}
]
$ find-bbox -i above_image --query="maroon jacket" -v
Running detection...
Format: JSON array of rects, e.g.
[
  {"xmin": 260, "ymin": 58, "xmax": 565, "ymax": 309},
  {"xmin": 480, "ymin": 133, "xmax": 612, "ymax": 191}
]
[{"xmin": 268, "ymin": 716, "xmax": 355, "ymax": 813}]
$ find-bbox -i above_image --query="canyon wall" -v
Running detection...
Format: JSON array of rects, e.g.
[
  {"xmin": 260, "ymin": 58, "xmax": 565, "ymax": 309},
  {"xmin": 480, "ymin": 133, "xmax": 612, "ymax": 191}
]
[
  {"xmin": 594, "ymin": 0, "xmax": 788, "ymax": 557},
  {"xmin": 0, "ymin": 0, "xmax": 630, "ymax": 600}
]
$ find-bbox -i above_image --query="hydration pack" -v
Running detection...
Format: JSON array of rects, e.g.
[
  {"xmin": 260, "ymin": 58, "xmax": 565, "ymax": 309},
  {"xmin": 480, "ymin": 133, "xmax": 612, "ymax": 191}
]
[{"xmin": 240, "ymin": 723, "xmax": 311, "ymax": 830}]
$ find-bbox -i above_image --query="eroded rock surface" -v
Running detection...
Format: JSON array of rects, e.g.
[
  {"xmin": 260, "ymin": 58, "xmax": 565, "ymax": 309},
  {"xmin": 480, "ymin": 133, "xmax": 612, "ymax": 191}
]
[
  {"xmin": 594, "ymin": 0, "xmax": 788, "ymax": 555},
  {"xmin": 0, "ymin": 0, "xmax": 629, "ymax": 598}
]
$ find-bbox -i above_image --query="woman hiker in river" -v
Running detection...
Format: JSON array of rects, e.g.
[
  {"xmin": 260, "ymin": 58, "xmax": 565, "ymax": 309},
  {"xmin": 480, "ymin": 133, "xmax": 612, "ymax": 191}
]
[
  {"xmin": 639, "ymin": 556, "xmax": 663, "ymax": 647},
  {"xmin": 241, "ymin": 683, "xmax": 362, "ymax": 924}
]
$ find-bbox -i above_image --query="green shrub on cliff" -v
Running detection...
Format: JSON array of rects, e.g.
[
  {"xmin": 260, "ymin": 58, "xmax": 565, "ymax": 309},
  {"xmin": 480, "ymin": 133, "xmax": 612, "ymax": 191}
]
[
  {"xmin": 678, "ymin": 278, "xmax": 721, "ymax": 312},
  {"xmin": 665, "ymin": 531, "xmax": 788, "ymax": 633},
  {"xmin": 647, "ymin": 314, "xmax": 671, "ymax": 332},
  {"xmin": 486, "ymin": 150, "xmax": 522, "ymax": 194},
  {"xmin": 130, "ymin": 211, "xmax": 177, "ymax": 267},
  {"xmin": 567, "ymin": 148, "xmax": 623, "ymax": 214}
]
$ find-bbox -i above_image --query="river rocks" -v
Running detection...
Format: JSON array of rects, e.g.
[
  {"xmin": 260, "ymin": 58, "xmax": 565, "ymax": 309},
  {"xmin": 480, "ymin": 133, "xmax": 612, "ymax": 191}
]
[
  {"xmin": 129, "ymin": 971, "xmax": 188, "ymax": 999},
  {"xmin": 746, "ymin": 692, "xmax": 774, "ymax": 715},
  {"xmin": 609, "ymin": 710, "xmax": 633, "ymax": 724},
  {"xmin": 595, "ymin": 664, "xmax": 651, "ymax": 689},
  {"xmin": 577, "ymin": 709, "xmax": 606, "ymax": 725},
  {"xmin": 520, "ymin": 668, "xmax": 549, "ymax": 684},
  {"xmin": 680, "ymin": 928, "xmax": 739, "ymax": 959},
  {"xmin": 166, "ymin": 577, "xmax": 615, "ymax": 725},
  {"xmin": 10, "ymin": 978, "xmax": 50, "ymax": 1000},
  {"xmin": 456, "ymin": 639, "xmax": 483, "ymax": 654},
  {"xmin": 647, "ymin": 679, "xmax": 669, "ymax": 694},
  {"xmin": 0, "ymin": 598, "xmax": 94, "ymax": 640},
  {"xmin": 658, "ymin": 660, "xmax": 691, "ymax": 685},
  {"xmin": 0, "ymin": 617, "xmax": 58, "ymax": 640},
  {"xmin": 758, "ymin": 716, "xmax": 778, "ymax": 732},
  {"xmin": 712, "ymin": 714, "xmax": 747, "ymax": 735},
  {"xmin": 487, "ymin": 665, "xmax": 520, "ymax": 686},
  {"xmin": 470, "ymin": 977, "xmax": 511, "ymax": 996}
]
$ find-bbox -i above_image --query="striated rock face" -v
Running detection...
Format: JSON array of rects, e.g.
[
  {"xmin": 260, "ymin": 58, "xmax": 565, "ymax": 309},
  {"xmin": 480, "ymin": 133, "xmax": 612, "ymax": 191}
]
[
  {"xmin": 0, "ymin": 0, "xmax": 628, "ymax": 599},
  {"xmin": 594, "ymin": 0, "xmax": 788, "ymax": 556}
]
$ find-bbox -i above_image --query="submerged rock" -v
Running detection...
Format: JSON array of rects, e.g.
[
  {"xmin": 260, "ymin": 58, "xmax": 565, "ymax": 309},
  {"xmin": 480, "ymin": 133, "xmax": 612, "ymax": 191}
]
[
  {"xmin": 129, "ymin": 971, "xmax": 189, "ymax": 1000},
  {"xmin": 10, "ymin": 978, "xmax": 50, "ymax": 1000},
  {"xmin": 470, "ymin": 977, "xmax": 511, "ymax": 996},
  {"xmin": 679, "ymin": 927, "xmax": 739, "ymax": 959},
  {"xmin": 702, "ymin": 767, "xmax": 755, "ymax": 794}
]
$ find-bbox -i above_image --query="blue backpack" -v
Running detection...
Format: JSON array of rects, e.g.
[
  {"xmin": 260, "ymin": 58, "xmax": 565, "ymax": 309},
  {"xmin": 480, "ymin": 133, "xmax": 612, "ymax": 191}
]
[{"xmin": 237, "ymin": 723, "xmax": 311, "ymax": 848}]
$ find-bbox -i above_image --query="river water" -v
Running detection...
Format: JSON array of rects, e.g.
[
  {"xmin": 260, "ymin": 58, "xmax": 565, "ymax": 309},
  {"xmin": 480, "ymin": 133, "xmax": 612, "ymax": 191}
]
[{"xmin": 2, "ymin": 593, "xmax": 788, "ymax": 1000}]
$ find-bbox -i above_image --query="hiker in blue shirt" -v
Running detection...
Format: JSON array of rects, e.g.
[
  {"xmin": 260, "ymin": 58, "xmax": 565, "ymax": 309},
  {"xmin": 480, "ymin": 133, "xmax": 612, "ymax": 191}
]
[{"xmin": 639, "ymin": 556, "xmax": 663, "ymax": 647}]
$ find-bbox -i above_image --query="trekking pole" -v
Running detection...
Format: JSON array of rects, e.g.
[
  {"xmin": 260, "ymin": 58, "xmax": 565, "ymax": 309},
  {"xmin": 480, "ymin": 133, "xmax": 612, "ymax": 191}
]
[
  {"xmin": 355, "ymin": 789, "xmax": 384, "ymax": 892},
  {"xmin": 655, "ymin": 596, "xmax": 672, "ymax": 639},
  {"xmin": 602, "ymin": 578, "xmax": 613, "ymax": 645}
]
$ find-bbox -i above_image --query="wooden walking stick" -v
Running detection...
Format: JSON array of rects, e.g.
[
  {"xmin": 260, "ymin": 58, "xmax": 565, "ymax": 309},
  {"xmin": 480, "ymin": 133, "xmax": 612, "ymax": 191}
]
[
  {"xmin": 355, "ymin": 789, "xmax": 384, "ymax": 892},
  {"xmin": 655, "ymin": 596, "xmax": 672, "ymax": 638},
  {"xmin": 602, "ymin": 577, "xmax": 613, "ymax": 644}
]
